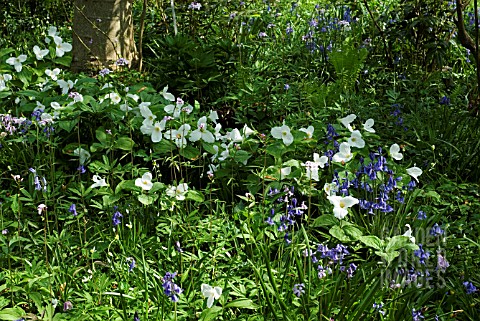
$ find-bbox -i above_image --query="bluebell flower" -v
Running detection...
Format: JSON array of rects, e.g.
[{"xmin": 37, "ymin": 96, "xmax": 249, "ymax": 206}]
[
  {"xmin": 437, "ymin": 253, "xmax": 449, "ymax": 272},
  {"xmin": 464, "ymin": 281, "xmax": 477, "ymax": 294},
  {"xmin": 412, "ymin": 308, "xmax": 424, "ymax": 320},
  {"xmin": 346, "ymin": 263, "xmax": 357, "ymax": 278},
  {"xmin": 77, "ymin": 165, "xmax": 86, "ymax": 174},
  {"xmin": 69, "ymin": 204, "xmax": 77, "ymax": 216},
  {"xmin": 284, "ymin": 84, "xmax": 290, "ymax": 90},
  {"xmin": 128, "ymin": 258, "xmax": 136, "ymax": 272},
  {"xmin": 439, "ymin": 96, "xmax": 450, "ymax": 105},
  {"xmin": 162, "ymin": 272, "xmax": 183, "ymax": 302},
  {"xmin": 414, "ymin": 244, "xmax": 430, "ymax": 265},
  {"xmin": 417, "ymin": 210, "xmax": 427, "ymax": 220},
  {"xmin": 429, "ymin": 223, "xmax": 444, "ymax": 236},
  {"xmin": 112, "ymin": 209, "xmax": 123, "ymax": 227},
  {"xmin": 292, "ymin": 283, "xmax": 305, "ymax": 297}
]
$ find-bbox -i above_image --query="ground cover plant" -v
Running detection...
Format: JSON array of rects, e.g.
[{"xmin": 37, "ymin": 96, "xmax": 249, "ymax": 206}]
[{"xmin": 0, "ymin": 0, "xmax": 480, "ymax": 320}]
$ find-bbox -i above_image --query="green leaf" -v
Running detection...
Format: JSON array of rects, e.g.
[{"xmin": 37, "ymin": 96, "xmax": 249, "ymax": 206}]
[
  {"xmin": 329, "ymin": 225, "xmax": 351, "ymax": 242},
  {"xmin": 266, "ymin": 142, "xmax": 285, "ymax": 161},
  {"xmin": 58, "ymin": 119, "xmax": 79, "ymax": 133},
  {"xmin": 202, "ymin": 142, "xmax": 217, "ymax": 155},
  {"xmin": 114, "ymin": 136, "xmax": 135, "ymax": 151},
  {"xmin": 138, "ymin": 194, "xmax": 158, "ymax": 205},
  {"xmin": 96, "ymin": 127, "xmax": 108, "ymax": 144},
  {"xmin": 115, "ymin": 180, "xmax": 138, "ymax": 194},
  {"xmin": 102, "ymin": 195, "xmax": 120, "ymax": 206},
  {"xmin": 342, "ymin": 225, "xmax": 363, "ymax": 240},
  {"xmin": 0, "ymin": 48, "xmax": 15, "ymax": 58},
  {"xmin": 199, "ymin": 306, "xmax": 222, "ymax": 321},
  {"xmin": 0, "ymin": 91, "xmax": 11, "ymax": 99},
  {"xmin": 17, "ymin": 90, "xmax": 43, "ymax": 98},
  {"xmin": 186, "ymin": 190, "xmax": 204, "ymax": 202},
  {"xmin": 225, "ymin": 298, "xmax": 258, "ymax": 309},
  {"xmin": 385, "ymin": 236, "xmax": 417, "ymax": 253},
  {"xmin": 233, "ymin": 150, "xmax": 251, "ymax": 164},
  {"xmin": 375, "ymin": 250, "xmax": 400, "ymax": 264},
  {"xmin": 0, "ymin": 307, "xmax": 26, "ymax": 320},
  {"xmin": 54, "ymin": 55, "xmax": 72, "ymax": 67},
  {"xmin": 179, "ymin": 145, "xmax": 200, "ymax": 160},
  {"xmin": 312, "ymin": 214, "xmax": 337, "ymax": 227},
  {"xmin": 358, "ymin": 236, "xmax": 384, "ymax": 251},
  {"xmin": 17, "ymin": 68, "xmax": 32, "ymax": 86}
]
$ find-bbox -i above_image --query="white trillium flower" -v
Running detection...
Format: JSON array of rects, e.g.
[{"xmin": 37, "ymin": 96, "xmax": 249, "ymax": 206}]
[
  {"xmin": 271, "ymin": 122, "xmax": 293, "ymax": 146},
  {"xmin": 347, "ymin": 130, "xmax": 365, "ymax": 148},
  {"xmin": 303, "ymin": 153, "xmax": 328, "ymax": 181},
  {"xmin": 57, "ymin": 79, "xmax": 76, "ymax": 94},
  {"xmin": 45, "ymin": 68, "xmax": 61, "ymax": 81},
  {"xmin": 90, "ymin": 175, "xmax": 108, "ymax": 188},
  {"xmin": 327, "ymin": 195, "xmax": 359, "ymax": 219},
  {"xmin": 0, "ymin": 74, "xmax": 12, "ymax": 91},
  {"xmin": 332, "ymin": 142, "xmax": 353, "ymax": 163},
  {"xmin": 403, "ymin": 224, "xmax": 416, "ymax": 244},
  {"xmin": 339, "ymin": 114, "xmax": 356, "ymax": 132},
  {"xmin": 33, "ymin": 45, "xmax": 49, "ymax": 60},
  {"xmin": 166, "ymin": 183, "xmax": 189, "ymax": 200},
  {"xmin": 164, "ymin": 124, "xmax": 191, "ymax": 148},
  {"xmin": 406, "ymin": 166, "xmax": 422, "ymax": 182},
  {"xmin": 363, "ymin": 118, "xmax": 375, "ymax": 133},
  {"xmin": 53, "ymin": 36, "xmax": 72, "ymax": 57},
  {"xmin": 151, "ymin": 119, "xmax": 166, "ymax": 142},
  {"xmin": 6, "ymin": 54, "xmax": 27, "ymax": 72},
  {"xmin": 299, "ymin": 125, "xmax": 314, "ymax": 139},
  {"xmin": 243, "ymin": 124, "xmax": 255, "ymax": 138},
  {"xmin": 164, "ymin": 99, "xmax": 183, "ymax": 118},
  {"xmin": 209, "ymin": 110, "xmax": 219, "ymax": 124},
  {"xmin": 323, "ymin": 182, "xmax": 338, "ymax": 196},
  {"xmin": 190, "ymin": 116, "xmax": 215, "ymax": 143},
  {"xmin": 201, "ymin": 284, "xmax": 222, "ymax": 308},
  {"xmin": 135, "ymin": 172, "xmax": 153, "ymax": 191},
  {"xmin": 226, "ymin": 128, "xmax": 243, "ymax": 143},
  {"xmin": 47, "ymin": 26, "xmax": 59, "ymax": 38},
  {"xmin": 389, "ymin": 143, "xmax": 403, "ymax": 160},
  {"xmin": 214, "ymin": 123, "xmax": 224, "ymax": 141},
  {"xmin": 126, "ymin": 93, "xmax": 139, "ymax": 102},
  {"xmin": 161, "ymin": 86, "xmax": 175, "ymax": 101},
  {"xmin": 106, "ymin": 92, "xmax": 121, "ymax": 104}
]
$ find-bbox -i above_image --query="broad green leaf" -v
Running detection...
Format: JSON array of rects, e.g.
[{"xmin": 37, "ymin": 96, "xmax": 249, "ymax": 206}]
[
  {"xmin": 115, "ymin": 180, "xmax": 138, "ymax": 194},
  {"xmin": 179, "ymin": 145, "xmax": 200, "ymax": 160},
  {"xmin": 96, "ymin": 127, "xmax": 108, "ymax": 144},
  {"xmin": 312, "ymin": 214, "xmax": 337, "ymax": 227},
  {"xmin": 186, "ymin": 190, "xmax": 204, "ymax": 202},
  {"xmin": 225, "ymin": 298, "xmax": 258, "ymax": 309},
  {"xmin": 375, "ymin": 250, "xmax": 400, "ymax": 264},
  {"xmin": 0, "ymin": 48, "xmax": 15, "ymax": 58},
  {"xmin": 54, "ymin": 55, "xmax": 72, "ymax": 67},
  {"xmin": 342, "ymin": 225, "xmax": 363, "ymax": 240},
  {"xmin": 0, "ymin": 91, "xmax": 11, "ymax": 99},
  {"xmin": 329, "ymin": 225, "xmax": 350, "ymax": 242},
  {"xmin": 199, "ymin": 306, "xmax": 222, "ymax": 321},
  {"xmin": 385, "ymin": 235, "xmax": 417, "ymax": 253},
  {"xmin": 266, "ymin": 142, "xmax": 285, "ymax": 161},
  {"xmin": 17, "ymin": 68, "xmax": 32, "ymax": 86},
  {"xmin": 359, "ymin": 235, "xmax": 384, "ymax": 251},
  {"xmin": 114, "ymin": 136, "xmax": 135, "ymax": 151},
  {"xmin": 138, "ymin": 194, "xmax": 158, "ymax": 205},
  {"xmin": 234, "ymin": 150, "xmax": 251, "ymax": 165},
  {"xmin": 102, "ymin": 195, "xmax": 120, "ymax": 206},
  {"xmin": 58, "ymin": 119, "xmax": 79, "ymax": 133},
  {"xmin": 0, "ymin": 307, "xmax": 25, "ymax": 320}
]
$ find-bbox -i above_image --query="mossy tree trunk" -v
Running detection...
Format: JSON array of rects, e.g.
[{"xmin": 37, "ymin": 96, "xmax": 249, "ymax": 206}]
[{"xmin": 72, "ymin": 0, "xmax": 137, "ymax": 72}]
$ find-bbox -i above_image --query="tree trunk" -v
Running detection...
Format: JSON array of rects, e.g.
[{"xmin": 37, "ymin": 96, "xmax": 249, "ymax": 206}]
[{"xmin": 72, "ymin": 0, "xmax": 137, "ymax": 72}]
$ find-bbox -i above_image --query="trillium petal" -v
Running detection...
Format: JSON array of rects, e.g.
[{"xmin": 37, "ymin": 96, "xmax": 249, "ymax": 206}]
[
  {"xmin": 406, "ymin": 166, "xmax": 422, "ymax": 182},
  {"xmin": 363, "ymin": 118, "xmax": 375, "ymax": 133},
  {"xmin": 333, "ymin": 207, "xmax": 348, "ymax": 219},
  {"xmin": 390, "ymin": 143, "xmax": 403, "ymax": 160}
]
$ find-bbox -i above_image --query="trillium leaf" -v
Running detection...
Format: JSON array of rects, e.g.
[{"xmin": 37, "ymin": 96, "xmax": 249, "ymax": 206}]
[
  {"xmin": 385, "ymin": 235, "xmax": 417, "ymax": 253},
  {"xmin": 114, "ymin": 136, "xmax": 135, "ymax": 151},
  {"xmin": 359, "ymin": 235, "xmax": 384, "ymax": 251},
  {"xmin": 233, "ymin": 150, "xmax": 251, "ymax": 164},
  {"xmin": 225, "ymin": 298, "xmax": 258, "ymax": 309},
  {"xmin": 138, "ymin": 194, "xmax": 158, "ymax": 205},
  {"xmin": 0, "ymin": 307, "xmax": 26, "ymax": 320},
  {"xmin": 342, "ymin": 225, "xmax": 363, "ymax": 240},
  {"xmin": 329, "ymin": 225, "xmax": 351, "ymax": 242},
  {"xmin": 179, "ymin": 145, "xmax": 200, "ymax": 160},
  {"xmin": 199, "ymin": 306, "xmax": 222, "ymax": 321},
  {"xmin": 375, "ymin": 250, "xmax": 400, "ymax": 264},
  {"xmin": 312, "ymin": 214, "xmax": 337, "ymax": 227},
  {"xmin": 186, "ymin": 190, "xmax": 204, "ymax": 202}
]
